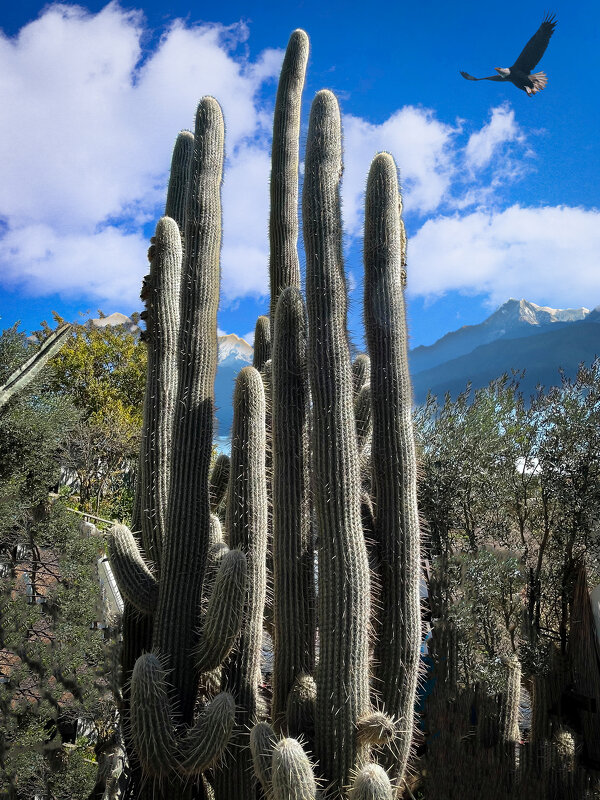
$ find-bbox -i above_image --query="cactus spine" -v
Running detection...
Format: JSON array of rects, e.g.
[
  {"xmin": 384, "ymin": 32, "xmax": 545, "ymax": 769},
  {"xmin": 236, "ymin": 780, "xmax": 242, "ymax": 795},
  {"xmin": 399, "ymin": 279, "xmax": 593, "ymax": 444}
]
[
  {"xmin": 364, "ymin": 152, "xmax": 421, "ymax": 782},
  {"xmin": 304, "ymin": 89, "xmax": 371, "ymax": 794}
]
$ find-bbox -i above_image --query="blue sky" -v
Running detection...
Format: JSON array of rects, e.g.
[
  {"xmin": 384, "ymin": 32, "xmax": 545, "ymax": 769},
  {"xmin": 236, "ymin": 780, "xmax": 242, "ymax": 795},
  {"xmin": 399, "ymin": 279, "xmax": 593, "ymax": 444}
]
[{"xmin": 1, "ymin": 1, "xmax": 599, "ymax": 348}]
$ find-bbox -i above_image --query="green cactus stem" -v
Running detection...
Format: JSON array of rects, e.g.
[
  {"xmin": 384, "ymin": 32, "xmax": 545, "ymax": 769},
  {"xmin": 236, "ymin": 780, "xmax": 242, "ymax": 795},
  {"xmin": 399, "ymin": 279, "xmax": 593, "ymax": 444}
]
[
  {"xmin": 253, "ymin": 315, "xmax": 271, "ymax": 372},
  {"xmin": 152, "ymin": 96, "xmax": 224, "ymax": 724},
  {"xmin": 250, "ymin": 721, "xmax": 278, "ymax": 798},
  {"xmin": 286, "ymin": 673, "xmax": 316, "ymax": 749},
  {"xmin": 352, "ymin": 353, "xmax": 370, "ymax": 400},
  {"xmin": 304, "ymin": 88, "xmax": 371, "ymax": 794},
  {"xmin": 0, "ymin": 322, "xmax": 71, "ymax": 408},
  {"xmin": 194, "ymin": 547, "xmax": 248, "ymax": 674},
  {"xmin": 500, "ymin": 657, "xmax": 521, "ymax": 744},
  {"xmin": 215, "ymin": 365, "xmax": 268, "ymax": 799},
  {"xmin": 272, "ymin": 739, "xmax": 318, "ymax": 800},
  {"xmin": 268, "ymin": 29, "xmax": 309, "ymax": 338},
  {"xmin": 348, "ymin": 764, "xmax": 394, "ymax": 800},
  {"xmin": 209, "ymin": 453, "xmax": 230, "ymax": 515},
  {"xmin": 177, "ymin": 692, "xmax": 237, "ymax": 776},
  {"xmin": 165, "ymin": 130, "xmax": 194, "ymax": 232},
  {"xmin": 138, "ymin": 215, "xmax": 182, "ymax": 571},
  {"xmin": 363, "ymin": 152, "xmax": 421, "ymax": 783},
  {"xmin": 107, "ymin": 524, "xmax": 158, "ymax": 615},
  {"xmin": 271, "ymin": 286, "xmax": 314, "ymax": 732}
]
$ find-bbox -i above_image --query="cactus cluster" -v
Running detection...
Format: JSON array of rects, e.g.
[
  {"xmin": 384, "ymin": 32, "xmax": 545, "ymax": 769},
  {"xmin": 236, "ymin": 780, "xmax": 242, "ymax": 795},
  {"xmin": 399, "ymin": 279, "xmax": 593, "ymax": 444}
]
[{"xmin": 109, "ymin": 27, "xmax": 422, "ymax": 800}]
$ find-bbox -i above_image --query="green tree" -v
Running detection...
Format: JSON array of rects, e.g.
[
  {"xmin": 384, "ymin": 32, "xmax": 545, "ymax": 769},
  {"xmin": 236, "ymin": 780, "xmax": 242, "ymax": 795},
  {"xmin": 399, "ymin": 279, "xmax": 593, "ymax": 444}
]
[
  {"xmin": 37, "ymin": 313, "xmax": 147, "ymax": 519},
  {"xmin": 0, "ymin": 325, "xmax": 118, "ymax": 799}
]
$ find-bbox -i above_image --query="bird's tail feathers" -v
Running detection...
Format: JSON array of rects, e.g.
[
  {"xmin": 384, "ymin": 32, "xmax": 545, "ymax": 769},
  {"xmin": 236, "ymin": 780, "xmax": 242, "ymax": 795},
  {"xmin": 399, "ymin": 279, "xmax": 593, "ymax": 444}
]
[{"xmin": 526, "ymin": 71, "xmax": 548, "ymax": 95}]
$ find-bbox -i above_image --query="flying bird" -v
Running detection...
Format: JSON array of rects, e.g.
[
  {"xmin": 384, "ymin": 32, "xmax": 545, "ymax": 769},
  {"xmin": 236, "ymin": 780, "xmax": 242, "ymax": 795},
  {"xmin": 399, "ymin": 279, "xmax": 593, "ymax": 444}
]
[{"xmin": 460, "ymin": 14, "xmax": 557, "ymax": 96}]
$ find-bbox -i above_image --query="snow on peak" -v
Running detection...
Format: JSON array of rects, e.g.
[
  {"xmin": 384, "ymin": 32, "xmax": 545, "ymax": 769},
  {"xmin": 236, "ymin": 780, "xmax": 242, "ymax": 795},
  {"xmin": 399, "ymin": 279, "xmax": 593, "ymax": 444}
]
[{"xmin": 218, "ymin": 333, "xmax": 253, "ymax": 364}]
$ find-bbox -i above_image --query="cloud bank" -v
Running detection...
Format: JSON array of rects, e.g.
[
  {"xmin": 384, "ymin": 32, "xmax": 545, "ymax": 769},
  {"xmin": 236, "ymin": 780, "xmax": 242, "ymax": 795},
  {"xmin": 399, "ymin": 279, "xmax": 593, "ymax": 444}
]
[{"xmin": 0, "ymin": 2, "xmax": 598, "ymax": 314}]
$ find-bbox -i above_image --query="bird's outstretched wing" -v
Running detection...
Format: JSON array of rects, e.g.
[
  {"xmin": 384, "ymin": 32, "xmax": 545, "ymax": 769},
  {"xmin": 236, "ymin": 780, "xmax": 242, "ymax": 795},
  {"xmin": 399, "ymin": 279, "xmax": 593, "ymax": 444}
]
[
  {"xmin": 511, "ymin": 13, "xmax": 557, "ymax": 73},
  {"xmin": 460, "ymin": 71, "xmax": 504, "ymax": 82}
]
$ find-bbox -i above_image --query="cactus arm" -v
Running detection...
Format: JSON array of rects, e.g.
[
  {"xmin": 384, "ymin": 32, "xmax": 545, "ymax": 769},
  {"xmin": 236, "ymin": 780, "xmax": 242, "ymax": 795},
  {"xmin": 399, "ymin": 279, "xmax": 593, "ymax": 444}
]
[
  {"xmin": 107, "ymin": 524, "xmax": 158, "ymax": 614},
  {"xmin": 253, "ymin": 315, "xmax": 272, "ymax": 372},
  {"xmin": 177, "ymin": 692, "xmax": 236, "ymax": 775},
  {"xmin": 165, "ymin": 130, "xmax": 195, "ymax": 231},
  {"xmin": 153, "ymin": 97, "xmax": 224, "ymax": 723},
  {"xmin": 303, "ymin": 89, "xmax": 371, "ymax": 792},
  {"xmin": 348, "ymin": 764, "xmax": 394, "ymax": 800},
  {"xmin": 209, "ymin": 454, "xmax": 230, "ymax": 515},
  {"xmin": 364, "ymin": 152, "xmax": 421, "ymax": 782},
  {"xmin": 250, "ymin": 721, "xmax": 278, "ymax": 798},
  {"xmin": 286, "ymin": 673, "xmax": 316, "ymax": 747},
  {"xmin": 268, "ymin": 29, "xmax": 309, "ymax": 337},
  {"xmin": 271, "ymin": 286, "xmax": 314, "ymax": 731},
  {"xmin": 194, "ymin": 547, "xmax": 248, "ymax": 674},
  {"xmin": 271, "ymin": 738, "xmax": 318, "ymax": 800},
  {"xmin": 0, "ymin": 323, "xmax": 71, "ymax": 407},
  {"xmin": 130, "ymin": 653, "xmax": 178, "ymax": 776},
  {"xmin": 138, "ymin": 215, "xmax": 183, "ymax": 571}
]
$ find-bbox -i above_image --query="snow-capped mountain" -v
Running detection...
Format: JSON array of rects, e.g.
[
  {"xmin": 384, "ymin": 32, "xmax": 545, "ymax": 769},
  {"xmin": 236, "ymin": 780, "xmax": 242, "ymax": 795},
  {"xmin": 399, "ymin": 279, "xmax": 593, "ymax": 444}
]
[
  {"xmin": 215, "ymin": 333, "xmax": 253, "ymax": 440},
  {"xmin": 410, "ymin": 298, "xmax": 590, "ymax": 375}
]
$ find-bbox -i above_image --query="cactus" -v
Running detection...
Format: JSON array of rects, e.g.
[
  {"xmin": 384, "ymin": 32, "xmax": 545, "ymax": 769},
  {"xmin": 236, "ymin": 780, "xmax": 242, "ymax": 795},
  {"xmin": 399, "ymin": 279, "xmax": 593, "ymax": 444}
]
[
  {"xmin": 108, "ymin": 98, "xmax": 247, "ymax": 799},
  {"xmin": 349, "ymin": 764, "xmax": 394, "ymax": 800},
  {"xmin": 268, "ymin": 29, "xmax": 309, "ymax": 338},
  {"xmin": 214, "ymin": 365, "xmax": 268, "ymax": 799},
  {"xmin": 304, "ymin": 88, "xmax": 372, "ymax": 793},
  {"xmin": 0, "ymin": 322, "xmax": 71, "ymax": 407},
  {"xmin": 363, "ymin": 152, "xmax": 421, "ymax": 782},
  {"xmin": 253, "ymin": 314, "xmax": 271, "ymax": 372},
  {"xmin": 271, "ymin": 286, "xmax": 314, "ymax": 732},
  {"xmin": 112, "ymin": 26, "xmax": 431, "ymax": 800},
  {"xmin": 209, "ymin": 453, "xmax": 230, "ymax": 515}
]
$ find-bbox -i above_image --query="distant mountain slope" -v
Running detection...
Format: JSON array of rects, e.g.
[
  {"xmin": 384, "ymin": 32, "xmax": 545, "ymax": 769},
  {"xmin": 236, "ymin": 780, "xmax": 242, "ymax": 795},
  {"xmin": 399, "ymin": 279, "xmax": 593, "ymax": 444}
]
[
  {"xmin": 214, "ymin": 333, "xmax": 253, "ymax": 438},
  {"xmin": 410, "ymin": 299, "xmax": 590, "ymax": 374},
  {"xmin": 412, "ymin": 317, "xmax": 600, "ymax": 404}
]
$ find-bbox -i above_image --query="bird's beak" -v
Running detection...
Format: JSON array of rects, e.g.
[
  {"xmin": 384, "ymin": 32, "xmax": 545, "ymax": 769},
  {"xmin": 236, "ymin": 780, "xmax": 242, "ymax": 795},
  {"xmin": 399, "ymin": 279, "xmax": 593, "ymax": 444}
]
[{"xmin": 494, "ymin": 67, "xmax": 502, "ymax": 73}]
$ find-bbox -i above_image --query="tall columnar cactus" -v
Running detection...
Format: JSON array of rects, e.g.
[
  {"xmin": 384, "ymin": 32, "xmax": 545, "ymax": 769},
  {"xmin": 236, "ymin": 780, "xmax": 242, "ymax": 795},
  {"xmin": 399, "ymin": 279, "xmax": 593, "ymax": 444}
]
[
  {"xmin": 268, "ymin": 29, "xmax": 309, "ymax": 337},
  {"xmin": 363, "ymin": 152, "xmax": 421, "ymax": 783},
  {"xmin": 215, "ymin": 365, "xmax": 268, "ymax": 799},
  {"xmin": 304, "ymin": 88, "xmax": 372, "ymax": 794},
  {"xmin": 271, "ymin": 286, "xmax": 314, "ymax": 731},
  {"xmin": 108, "ymin": 98, "xmax": 248, "ymax": 800}
]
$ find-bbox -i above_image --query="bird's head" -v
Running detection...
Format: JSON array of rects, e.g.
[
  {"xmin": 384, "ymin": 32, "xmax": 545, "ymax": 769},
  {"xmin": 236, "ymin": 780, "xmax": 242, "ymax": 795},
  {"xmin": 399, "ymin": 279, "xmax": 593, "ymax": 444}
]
[{"xmin": 495, "ymin": 67, "xmax": 510, "ymax": 77}]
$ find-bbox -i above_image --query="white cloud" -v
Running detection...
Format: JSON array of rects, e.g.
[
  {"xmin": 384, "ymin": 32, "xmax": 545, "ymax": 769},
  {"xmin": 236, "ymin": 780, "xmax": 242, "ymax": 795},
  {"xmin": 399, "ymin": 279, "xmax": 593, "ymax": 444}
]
[
  {"xmin": 465, "ymin": 105, "xmax": 523, "ymax": 171},
  {"xmin": 342, "ymin": 107, "xmax": 458, "ymax": 236},
  {"xmin": 0, "ymin": 2, "xmax": 281, "ymax": 309},
  {"xmin": 408, "ymin": 205, "xmax": 600, "ymax": 308},
  {"xmin": 0, "ymin": 3, "xmax": 595, "ymax": 320}
]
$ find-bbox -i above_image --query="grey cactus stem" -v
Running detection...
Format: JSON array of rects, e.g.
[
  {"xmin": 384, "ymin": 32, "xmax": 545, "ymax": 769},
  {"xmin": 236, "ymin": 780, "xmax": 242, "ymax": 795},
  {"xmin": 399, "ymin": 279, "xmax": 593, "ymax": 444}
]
[
  {"xmin": 153, "ymin": 97, "xmax": 224, "ymax": 724},
  {"xmin": 138, "ymin": 216, "xmax": 182, "ymax": 570},
  {"xmin": 363, "ymin": 152, "xmax": 421, "ymax": 783},
  {"xmin": 268, "ymin": 29, "xmax": 309, "ymax": 338},
  {"xmin": 348, "ymin": 764, "xmax": 394, "ymax": 800},
  {"xmin": 500, "ymin": 657, "xmax": 521, "ymax": 744},
  {"xmin": 108, "ymin": 524, "xmax": 158, "ymax": 614},
  {"xmin": 216, "ymin": 365, "xmax": 268, "ymax": 799},
  {"xmin": 165, "ymin": 130, "xmax": 194, "ymax": 232},
  {"xmin": 209, "ymin": 453, "xmax": 230, "ymax": 514},
  {"xmin": 253, "ymin": 315, "xmax": 271, "ymax": 372},
  {"xmin": 352, "ymin": 353, "xmax": 370, "ymax": 400},
  {"xmin": 272, "ymin": 286, "xmax": 314, "ymax": 732},
  {"xmin": 304, "ymin": 89, "xmax": 371, "ymax": 794}
]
